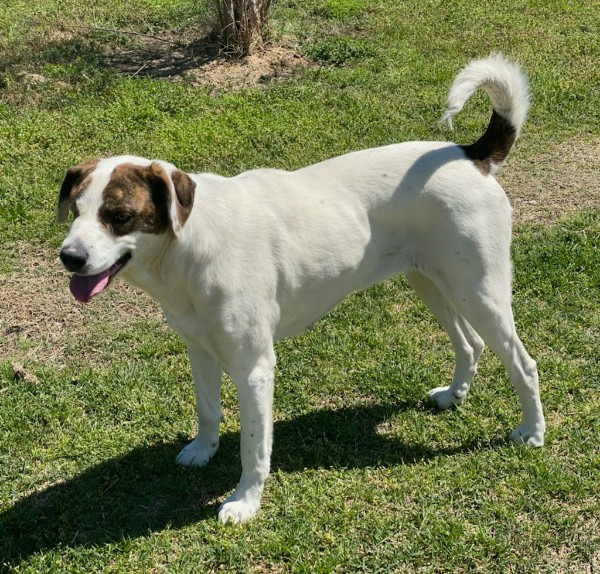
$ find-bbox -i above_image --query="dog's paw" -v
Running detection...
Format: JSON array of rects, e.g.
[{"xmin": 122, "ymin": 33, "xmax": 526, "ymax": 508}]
[
  {"xmin": 218, "ymin": 496, "xmax": 260, "ymax": 525},
  {"xmin": 510, "ymin": 423, "xmax": 545, "ymax": 447},
  {"xmin": 175, "ymin": 437, "xmax": 219, "ymax": 467},
  {"xmin": 428, "ymin": 386, "xmax": 464, "ymax": 409}
]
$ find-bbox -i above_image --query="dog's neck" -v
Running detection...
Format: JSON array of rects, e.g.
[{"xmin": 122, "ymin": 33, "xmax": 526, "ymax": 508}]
[{"xmin": 120, "ymin": 231, "xmax": 198, "ymax": 318}]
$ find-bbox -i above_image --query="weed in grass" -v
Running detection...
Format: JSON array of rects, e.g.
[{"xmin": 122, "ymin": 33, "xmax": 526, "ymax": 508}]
[{"xmin": 305, "ymin": 36, "xmax": 372, "ymax": 67}]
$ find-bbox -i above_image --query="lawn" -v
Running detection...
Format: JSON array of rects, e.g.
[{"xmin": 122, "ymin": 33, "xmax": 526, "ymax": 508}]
[{"xmin": 0, "ymin": 0, "xmax": 599, "ymax": 572}]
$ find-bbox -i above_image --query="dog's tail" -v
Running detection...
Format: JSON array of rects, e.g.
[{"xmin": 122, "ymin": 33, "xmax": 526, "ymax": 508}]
[{"xmin": 441, "ymin": 53, "xmax": 530, "ymax": 175}]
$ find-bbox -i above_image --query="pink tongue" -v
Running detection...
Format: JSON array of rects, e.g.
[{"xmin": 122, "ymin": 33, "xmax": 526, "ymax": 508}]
[{"xmin": 69, "ymin": 268, "xmax": 113, "ymax": 303}]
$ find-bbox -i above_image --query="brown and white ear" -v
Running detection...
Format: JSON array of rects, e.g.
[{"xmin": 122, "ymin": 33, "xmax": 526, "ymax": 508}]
[
  {"xmin": 148, "ymin": 162, "xmax": 196, "ymax": 236},
  {"xmin": 56, "ymin": 159, "xmax": 99, "ymax": 224}
]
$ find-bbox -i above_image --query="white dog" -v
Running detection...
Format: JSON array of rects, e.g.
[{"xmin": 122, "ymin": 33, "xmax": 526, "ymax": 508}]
[{"xmin": 57, "ymin": 54, "xmax": 545, "ymax": 524}]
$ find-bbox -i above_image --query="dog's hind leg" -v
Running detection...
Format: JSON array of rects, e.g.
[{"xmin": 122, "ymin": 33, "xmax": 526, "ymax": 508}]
[
  {"xmin": 406, "ymin": 270, "xmax": 484, "ymax": 409},
  {"xmin": 434, "ymin": 264, "xmax": 545, "ymax": 446},
  {"xmin": 176, "ymin": 345, "xmax": 223, "ymax": 467}
]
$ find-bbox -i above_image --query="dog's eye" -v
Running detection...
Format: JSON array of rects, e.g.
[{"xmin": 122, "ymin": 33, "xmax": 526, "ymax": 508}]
[{"xmin": 113, "ymin": 212, "xmax": 133, "ymax": 224}]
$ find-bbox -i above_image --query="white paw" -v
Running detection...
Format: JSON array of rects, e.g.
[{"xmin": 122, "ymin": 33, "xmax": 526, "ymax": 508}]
[
  {"xmin": 175, "ymin": 437, "xmax": 219, "ymax": 467},
  {"xmin": 428, "ymin": 386, "xmax": 464, "ymax": 409},
  {"xmin": 510, "ymin": 423, "xmax": 545, "ymax": 447},
  {"xmin": 218, "ymin": 496, "xmax": 260, "ymax": 525}
]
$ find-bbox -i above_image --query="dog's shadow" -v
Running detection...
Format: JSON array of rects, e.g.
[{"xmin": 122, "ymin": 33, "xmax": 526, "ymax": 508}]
[{"xmin": 1, "ymin": 400, "xmax": 503, "ymax": 566}]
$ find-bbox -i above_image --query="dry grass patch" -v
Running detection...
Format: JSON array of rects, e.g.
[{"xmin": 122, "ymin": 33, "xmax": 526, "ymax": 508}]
[
  {"xmin": 541, "ymin": 500, "xmax": 600, "ymax": 574},
  {"xmin": 183, "ymin": 42, "xmax": 310, "ymax": 91},
  {"xmin": 0, "ymin": 242, "xmax": 164, "ymax": 367},
  {"xmin": 501, "ymin": 137, "xmax": 600, "ymax": 225},
  {"xmin": 104, "ymin": 27, "xmax": 311, "ymax": 91}
]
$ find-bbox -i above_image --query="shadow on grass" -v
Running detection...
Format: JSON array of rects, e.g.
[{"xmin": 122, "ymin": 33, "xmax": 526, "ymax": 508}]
[
  {"xmin": 1, "ymin": 27, "xmax": 222, "ymax": 84},
  {"xmin": 106, "ymin": 35, "xmax": 221, "ymax": 80},
  {"xmin": 0, "ymin": 401, "xmax": 505, "ymax": 566}
]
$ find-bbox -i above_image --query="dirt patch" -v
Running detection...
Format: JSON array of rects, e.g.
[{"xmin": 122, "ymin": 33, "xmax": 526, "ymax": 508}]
[
  {"xmin": 106, "ymin": 31, "xmax": 311, "ymax": 91},
  {"xmin": 0, "ymin": 242, "xmax": 165, "ymax": 367},
  {"xmin": 184, "ymin": 43, "xmax": 311, "ymax": 91},
  {"xmin": 500, "ymin": 137, "xmax": 600, "ymax": 225},
  {"xmin": 1, "ymin": 136, "xmax": 598, "ymax": 367}
]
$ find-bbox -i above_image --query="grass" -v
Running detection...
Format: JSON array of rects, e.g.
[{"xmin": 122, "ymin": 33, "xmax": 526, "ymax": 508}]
[{"xmin": 0, "ymin": 0, "xmax": 599, "ymax": 572}]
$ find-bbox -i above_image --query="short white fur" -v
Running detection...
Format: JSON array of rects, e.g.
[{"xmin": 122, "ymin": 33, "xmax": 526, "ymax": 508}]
[{"xmin": 58, "ymin": 54, "xmax": 545, "ymax": 525}]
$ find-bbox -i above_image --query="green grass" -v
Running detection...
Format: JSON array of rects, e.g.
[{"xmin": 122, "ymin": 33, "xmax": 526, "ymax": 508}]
[
  {"xmin": 1, "ymin": 1, "xmax": 599, "ymax": 572},
  {"xmin": 1, "ymin": 214, "xmax": 598, "ymax": 572}
]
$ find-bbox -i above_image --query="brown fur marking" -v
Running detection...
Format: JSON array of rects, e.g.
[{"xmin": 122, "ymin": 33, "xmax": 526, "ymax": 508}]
[
  {"xmin": 99, "ymin": 163, "xmax": 171, "ymax": 236},
  {"xmin": 461, "ymin": 110, "xmax": 516, "ymax": 175},
  {"xmin": 56, "ymin": 158, "xmax": 99, "ymax": 222},
  {"xmin": 171, "ymin": 169, "xmax": 196, "ymax": 227}
]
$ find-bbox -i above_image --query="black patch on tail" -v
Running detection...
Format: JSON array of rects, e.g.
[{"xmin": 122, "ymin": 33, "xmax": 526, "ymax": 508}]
[{"xmin": 462, "ymin": 110, "xmax": 516, "ymax": 175}]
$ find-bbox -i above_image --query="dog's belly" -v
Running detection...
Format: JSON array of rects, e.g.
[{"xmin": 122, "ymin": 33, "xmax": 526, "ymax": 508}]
[
  {"xmin": 274, "ymin": 308, "xmax": 333, "ymax": 339},
  {"xmin": 274, "ymin": 286, "xmax": 350, "ymax": 339},
  {"xmin": 273, "ymin": 240, "xmax": 415, "ymax": 339}
]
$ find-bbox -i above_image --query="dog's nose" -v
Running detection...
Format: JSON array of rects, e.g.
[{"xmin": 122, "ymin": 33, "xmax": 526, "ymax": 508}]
[{"xmin": 60, "ymin": 246, "xmax": 88, "ymax": 273}]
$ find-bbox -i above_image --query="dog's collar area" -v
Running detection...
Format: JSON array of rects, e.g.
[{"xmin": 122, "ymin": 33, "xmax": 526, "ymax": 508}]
[{"xmin": 69, "ymin": 252, "xmax": 132, "ymax": 303}]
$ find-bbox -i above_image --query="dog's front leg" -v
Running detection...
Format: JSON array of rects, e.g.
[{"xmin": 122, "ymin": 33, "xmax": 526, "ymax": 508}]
[
  {"xmin": 218, "ymin": 346, "xmax": 276, "ymax": 525},
  {"xmin": 176, "ymin": 345, "xmax": 222, "ymax": 467}
]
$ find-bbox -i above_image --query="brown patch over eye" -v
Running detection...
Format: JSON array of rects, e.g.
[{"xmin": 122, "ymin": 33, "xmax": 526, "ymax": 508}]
[{"xmin": 99, "ymin": 163, "xmax": 170, "ymax": 236}]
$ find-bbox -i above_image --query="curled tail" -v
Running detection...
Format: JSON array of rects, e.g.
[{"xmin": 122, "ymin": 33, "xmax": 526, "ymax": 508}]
[{"xmin": 441, "ymin": 53, "xmax": 530, "ymax": 175}]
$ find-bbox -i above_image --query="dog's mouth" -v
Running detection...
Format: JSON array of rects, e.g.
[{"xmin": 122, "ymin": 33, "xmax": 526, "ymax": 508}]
[{"xmin": 69, "ymin": 253, "xmax": 132, "ymax": 303}]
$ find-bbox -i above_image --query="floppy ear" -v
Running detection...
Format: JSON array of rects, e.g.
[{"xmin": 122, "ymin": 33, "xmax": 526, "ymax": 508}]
[
  {"xmin": 148, "ymin": 162, "xmax": 196, "ymax": 236},
  {"xmin": 56, "ymin": 159, "xmax": 99, "ymax": 224}
]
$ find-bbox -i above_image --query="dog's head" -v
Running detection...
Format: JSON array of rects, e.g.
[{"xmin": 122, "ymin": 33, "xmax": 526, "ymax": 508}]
[{"xmin": 57, "ymin": 156, "xmax": 195, "ymax": 303}]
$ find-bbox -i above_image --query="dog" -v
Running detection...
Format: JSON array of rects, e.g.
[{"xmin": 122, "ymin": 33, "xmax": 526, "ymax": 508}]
[{"xmin": 57, "ymin": 54, "xmax": 545, "ymax": 524}]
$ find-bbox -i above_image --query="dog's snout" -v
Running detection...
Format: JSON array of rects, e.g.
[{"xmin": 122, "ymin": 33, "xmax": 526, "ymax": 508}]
[{"xmin": 60, "ymin": 246, "xmax": 88, "ymax": 273}]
